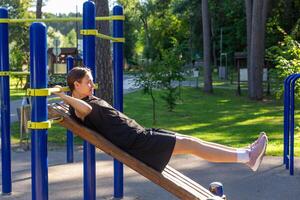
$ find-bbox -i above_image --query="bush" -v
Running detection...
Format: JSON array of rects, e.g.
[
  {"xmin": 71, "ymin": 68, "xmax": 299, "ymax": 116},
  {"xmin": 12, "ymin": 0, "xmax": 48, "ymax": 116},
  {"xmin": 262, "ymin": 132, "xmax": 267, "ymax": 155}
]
[
  {"xmin": 266, "ymin": 30, "xmax": 300, "ymax": 99},
  {"xmin": 48, "ymin": 74, "xmax": 67, "ymax": 87}
]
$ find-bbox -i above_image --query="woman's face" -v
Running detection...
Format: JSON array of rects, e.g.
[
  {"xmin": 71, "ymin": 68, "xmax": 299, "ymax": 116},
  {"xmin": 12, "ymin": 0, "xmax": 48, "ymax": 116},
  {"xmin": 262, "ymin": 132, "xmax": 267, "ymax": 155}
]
[{"xmin": 74, "ymin": 72, "xmax": 95, "ymax": 97}]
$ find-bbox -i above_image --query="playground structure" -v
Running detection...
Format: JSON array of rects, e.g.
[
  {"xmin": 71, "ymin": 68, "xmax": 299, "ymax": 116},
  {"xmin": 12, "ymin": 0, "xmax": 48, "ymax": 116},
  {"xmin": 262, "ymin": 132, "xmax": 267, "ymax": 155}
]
[
  {"xmin": 0, "ymin": 1, "xmax": 225, "ymax": 200},
  {"xmin": 283, "ymin": 74, "xmax": 300, "ymax": 175},
  {"xmin": 0, "ymin": 1, "xmax": 125, "ymax": 199}
]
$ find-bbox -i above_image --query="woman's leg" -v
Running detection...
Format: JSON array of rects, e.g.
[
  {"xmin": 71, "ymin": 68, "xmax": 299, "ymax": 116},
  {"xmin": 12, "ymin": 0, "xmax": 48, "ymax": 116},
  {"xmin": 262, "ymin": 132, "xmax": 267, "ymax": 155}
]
[
  {"xmin": 175, "ymin": 132, "xmax": 265, "ymax": 152},
  {"xmin": 176, "ymin": 134, "xmax": 239, "ymax": 152},
  {"xmin": 172, "ymin": 135, "xmax": 239, "ymax": 162},
  {"xmin": 172, "ymin": 133, "xmax": 268, "ymax": 170}
]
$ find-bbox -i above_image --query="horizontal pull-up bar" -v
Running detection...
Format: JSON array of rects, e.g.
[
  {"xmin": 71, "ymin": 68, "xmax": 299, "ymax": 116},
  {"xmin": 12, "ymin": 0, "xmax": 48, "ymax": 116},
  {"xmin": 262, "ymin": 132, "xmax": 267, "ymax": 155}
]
[
  {"xmin": 0, "ymin": 71, "xmax": 30, "ymax": 76},
  {"xmin": 26, "ymin": 84, "xmax": 99, "ymax": 96},
  {"xmin": 27, "ymin": 87, "xmax": 70, "ymax": 96},
  {"xmin": 0, "ymin": 15, "xmax": 125, "ymax": 24},
  {"xmin": 80, "ymin": 29, "xmax": 125, "ymax": 43}
]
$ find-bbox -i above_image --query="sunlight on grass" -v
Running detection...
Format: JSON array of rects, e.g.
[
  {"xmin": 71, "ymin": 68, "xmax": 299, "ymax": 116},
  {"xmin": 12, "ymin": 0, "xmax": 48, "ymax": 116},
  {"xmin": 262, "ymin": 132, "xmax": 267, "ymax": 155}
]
[
  {"xmin": 236, "ymin": 116, "xmax": 282, "ymax": 126},
  {"xmin": 172, "ymin": 123, "xmax": 212, "ymax": 131},
  {"xmin": 10, "ymin": 88, "xmax": 26, "ymax": 100},
  {"xmin": 217, "ymin": 99, "xmax": 231, "ymax": 103}
]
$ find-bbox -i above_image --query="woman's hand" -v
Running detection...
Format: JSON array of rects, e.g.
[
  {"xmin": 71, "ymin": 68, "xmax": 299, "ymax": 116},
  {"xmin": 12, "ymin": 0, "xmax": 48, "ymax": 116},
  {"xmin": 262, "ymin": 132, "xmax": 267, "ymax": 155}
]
[{"xmin": 53, "ymin": 85, "xmax": 65, "ymax": 98}]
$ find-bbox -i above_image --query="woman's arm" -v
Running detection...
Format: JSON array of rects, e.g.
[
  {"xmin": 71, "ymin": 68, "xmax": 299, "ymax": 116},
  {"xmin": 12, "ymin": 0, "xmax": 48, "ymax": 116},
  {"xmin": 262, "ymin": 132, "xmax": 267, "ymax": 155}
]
[{"xmin": 53, "ymin": 87, "xmax": 92, "ymax": 120}]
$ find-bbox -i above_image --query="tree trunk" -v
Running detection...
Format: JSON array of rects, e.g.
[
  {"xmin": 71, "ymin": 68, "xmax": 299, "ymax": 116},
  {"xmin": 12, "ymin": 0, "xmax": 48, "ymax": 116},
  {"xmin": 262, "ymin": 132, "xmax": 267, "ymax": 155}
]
[
  {"xmin": 245, "ymin": 0, "xmax": 253, "ymax": 96},
  {"xmin": 247, "ymin": 0, "xmax": 269, "ymax": 100},
  {"xmin": 211, "ymin": 18, "xmax": 217, "ymax": 68},
  {"xmin": 36, "ymin": 0, "xmax": 43, "ymax": 18},
  {"xmin": 202, "ymin": 0, "xmax": 213, "ymax": 93},
  {"xmin": 24, "ymin": 0, "xmax": 43, "ymax": 90},
  {"xmin": 94, "ymin": 0, "xmax": 113, "ymax": 104}
]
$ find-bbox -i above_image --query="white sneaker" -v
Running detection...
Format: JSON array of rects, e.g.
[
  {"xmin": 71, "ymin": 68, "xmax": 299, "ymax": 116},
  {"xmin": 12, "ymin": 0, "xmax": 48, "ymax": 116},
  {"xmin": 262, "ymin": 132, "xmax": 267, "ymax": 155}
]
[{"xmin": 246, "ymin": 134, "xmax": 268, "ymax": 171}]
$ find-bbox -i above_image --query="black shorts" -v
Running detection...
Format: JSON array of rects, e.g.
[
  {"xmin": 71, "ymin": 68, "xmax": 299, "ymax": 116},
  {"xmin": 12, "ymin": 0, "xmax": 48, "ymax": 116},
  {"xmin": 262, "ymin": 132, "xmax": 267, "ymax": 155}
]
[{"xmin": 126, "ymin": 128, "xmax": 176, "ymax": 172}]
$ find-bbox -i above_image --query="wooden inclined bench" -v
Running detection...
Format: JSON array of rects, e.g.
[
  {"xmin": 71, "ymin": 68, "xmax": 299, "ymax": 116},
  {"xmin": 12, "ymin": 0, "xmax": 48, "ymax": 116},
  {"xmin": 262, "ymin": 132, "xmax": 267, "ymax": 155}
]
[{"xmin": 48, "ymin": 103, "xmax": 223, "ymax": 200}]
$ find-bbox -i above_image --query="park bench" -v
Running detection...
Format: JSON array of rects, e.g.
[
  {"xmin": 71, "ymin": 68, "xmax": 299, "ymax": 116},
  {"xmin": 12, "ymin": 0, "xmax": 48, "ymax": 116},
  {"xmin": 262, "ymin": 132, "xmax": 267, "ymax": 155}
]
[{"xmin": 48, "ymin": 103, "xmax": 223, "ymax": 200}]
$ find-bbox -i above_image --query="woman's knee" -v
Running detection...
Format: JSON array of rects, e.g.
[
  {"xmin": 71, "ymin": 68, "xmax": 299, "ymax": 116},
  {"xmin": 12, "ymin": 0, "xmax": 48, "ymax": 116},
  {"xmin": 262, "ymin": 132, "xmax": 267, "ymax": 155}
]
[{"xmin": 173, "ymin": 136, "xmax": 194, "ymax": 155}]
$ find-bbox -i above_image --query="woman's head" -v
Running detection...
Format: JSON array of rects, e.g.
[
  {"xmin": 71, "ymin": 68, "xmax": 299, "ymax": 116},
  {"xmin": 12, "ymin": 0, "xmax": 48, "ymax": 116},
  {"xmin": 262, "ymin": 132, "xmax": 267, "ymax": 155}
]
[{"xmin": 67, "ymin": 67, "xmax": 95, "ymax": 97}]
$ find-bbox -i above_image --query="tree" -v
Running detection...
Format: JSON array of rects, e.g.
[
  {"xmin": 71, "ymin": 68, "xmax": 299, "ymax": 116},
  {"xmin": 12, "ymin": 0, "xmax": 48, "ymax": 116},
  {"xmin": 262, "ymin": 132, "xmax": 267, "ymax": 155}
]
[
  {"xmin": 36, "ymin": 0, "xmax": 42, "ymax": 18},
  {"xmin": 118, "ymin": 0, "xmax": 142, "ymax": 63},
  {"xmin": 135, "ymin": 49, "xmax": 185, "ymax": 124},
  {"xmin": 134, "ymin": 61, "xmax": 160, "ymax": 124},
  {"xmin": 158, "ymin": 49, "xmax": 185, "ymax": 111},
  {"xmin": 245, "ymin": 0, "xmax": 269, "ymax": 100},
  {"xmin": 94, "ymin": 0, "xmax": 113, "ymax": 104},
  {"xmin": 202, "ymin": 0, "xmax": 213, "ymax": 93},
  {"xmin": 0, "ymin": 0, "xmax": 32, "ymax": 88},
  {"xmin": 266, "ymin": 32, "xmax": 300, "ymax": 99}
]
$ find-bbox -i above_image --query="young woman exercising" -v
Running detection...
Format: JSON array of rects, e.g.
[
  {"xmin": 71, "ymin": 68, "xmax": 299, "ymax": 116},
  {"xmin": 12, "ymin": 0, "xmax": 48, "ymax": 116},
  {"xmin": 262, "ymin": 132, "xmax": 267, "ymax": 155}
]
[{"xmin": 54, "ymin": 67, "xmax": 268, "ymax": 172}]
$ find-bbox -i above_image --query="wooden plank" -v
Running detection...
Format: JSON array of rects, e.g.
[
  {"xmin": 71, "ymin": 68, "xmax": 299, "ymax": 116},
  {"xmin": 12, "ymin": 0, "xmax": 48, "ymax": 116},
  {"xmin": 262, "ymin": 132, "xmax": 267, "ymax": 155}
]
[
  {"xmin": 164, "ymin": 166, "xmax": 214, "ymax": 197},
  {"xmin": 48, "ymin": 104, "xmax": 221, "ymax": 200}
]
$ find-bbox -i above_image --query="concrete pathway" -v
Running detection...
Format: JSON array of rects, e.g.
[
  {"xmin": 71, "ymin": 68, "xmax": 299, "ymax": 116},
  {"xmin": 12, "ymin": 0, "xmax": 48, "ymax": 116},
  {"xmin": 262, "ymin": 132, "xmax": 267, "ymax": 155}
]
[{"xmin": 0, "ymin": 148, "xmax": 299, "ymax": 200}]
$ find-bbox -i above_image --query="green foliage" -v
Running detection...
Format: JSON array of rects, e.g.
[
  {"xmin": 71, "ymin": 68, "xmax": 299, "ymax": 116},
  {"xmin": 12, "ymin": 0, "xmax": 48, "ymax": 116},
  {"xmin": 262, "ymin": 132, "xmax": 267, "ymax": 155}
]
[
  {"xmin": 48, "ymin": 74, "xmax": 67, "ymax": 87},
  {"xmin": 135, "ymin": 48, "xmax": 185, "ymax": 118},
  {"xmin": 1, "ymin": 0, "xmax": 32, "ymax": 71},
  {"xmin": 9, "ymin": 41, "xmax": 28, "ymax": 71},
  {"xmin": 266, "ymin": 29, "xmax": 300, "ymax": 98},
  {"xmin": 157, "ymin": 49, "xmax": 185, "ymax": 111},
  {"xmin": 45, "ymin": 12, "xmax": 81, "ymax": 36},
  {"xmin": 117, "ymin": 0, "xmax": 141, "ymax": 63},
  {"xmin": 134, "ymin": 59, "xmax": 161, "ymax": 124},
  {"xmin": 47, "ymin": 27, "xmax": 76, "ymax": 48}
]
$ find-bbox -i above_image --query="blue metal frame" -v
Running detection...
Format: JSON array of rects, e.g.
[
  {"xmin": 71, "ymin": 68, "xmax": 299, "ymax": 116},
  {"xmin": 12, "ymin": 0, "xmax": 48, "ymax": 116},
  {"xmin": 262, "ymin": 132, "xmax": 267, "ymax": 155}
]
[
  {"xmin": 283, "ymin": 73, "xmax": 300, "ymax": 175},
  {"xmin": 30, "ymin": 22, "xmax": 48, "ymax": 200},
  {"xmin": 113, "ymin": 5, "xmax": 124, "ymax": 198},
  {"xmin": 83, "ymin": 1, "xmax": 96, "ymax": 199},
  {"xmin": 66, "ymin": 56, "xmax": 74, "ymax": 163},
  {"xmin": 0, "ymin": 7, "xmax": 12, "ymax": 195}
]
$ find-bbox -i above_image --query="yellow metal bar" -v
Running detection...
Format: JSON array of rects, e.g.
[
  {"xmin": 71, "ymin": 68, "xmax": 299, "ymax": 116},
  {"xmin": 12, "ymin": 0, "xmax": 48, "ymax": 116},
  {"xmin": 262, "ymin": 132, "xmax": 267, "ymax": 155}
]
[
  {"xmin": 0, "ymin": 71, "xmax": 30, "ymax": 76},
  {"xmin": 27, "ymin": 87, "xmax": 69, "ymax": 96},
  {"xmin": 27, "ymin": 117, "xmax": 63, "ymax": 129},
  {"xmin": 80, "ymin": 29, "xmax": 125, "ymax": 43},
  {"xmin": 80, "ymin": 29, "xmax": 98, "ymax": 35},
  {"xmin": 0, "ymin": 16, "xmax": 125, "ymax": 24},
  {"xmin": 27, "ymin": 121, "xmax": 51, "ymax": 129},
  {"xmin": 26, "ymin": 88, "xmax": 51, "ymax": 96},
  {"xmin": 10, "ymin": 71, "xmax": 30, "ymax": 75},
  {"xmin": 0, "ymin": 71, "xmax": 10, "ymax": 76},
  {"xmin": 27, "ymin": 84, "xmax": 99, "ymax": 96}
]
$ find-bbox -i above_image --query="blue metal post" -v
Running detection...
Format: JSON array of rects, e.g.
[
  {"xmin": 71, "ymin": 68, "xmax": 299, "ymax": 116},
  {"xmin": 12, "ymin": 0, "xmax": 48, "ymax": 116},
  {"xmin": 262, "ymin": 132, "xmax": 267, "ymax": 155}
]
[
  {"xmin": 284, "ymin": 75, "xmax": 292, "ymax": 167},
  {"xmin": 66, "ymin": 56, "xmax": 74, "ymax": 163},
  {"xmin": 30, "ymin": 22, "xmax": 48, "ymax": 200},
  {"xmin": 83, "ymin": 1, "xmax": 96, "ymax": 199},
  {"xmin": 0, "ymin": 7, "xmax": 11, "ymax": 195},
  {"xmin": 283, "ymin": 74, "xmax": 300, "ymax": 175},
  {"xmin": 113, "ymin": 5, "xmax": 124, "ymax": 198},
  {"xmin": 289, "ymin": 75, "xmax": 300, "ymax": 175}
]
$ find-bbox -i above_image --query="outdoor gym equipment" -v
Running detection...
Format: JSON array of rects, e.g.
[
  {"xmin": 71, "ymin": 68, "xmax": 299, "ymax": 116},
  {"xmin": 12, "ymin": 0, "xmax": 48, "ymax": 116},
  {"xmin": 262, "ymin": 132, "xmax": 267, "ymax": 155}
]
[
  {"xmin": 0, "ymin": 1, "xmax": 124, "ymax": 198},
  {"xmin": 283, "ymin": 73, "xmax": 300, "ymax": 175}
]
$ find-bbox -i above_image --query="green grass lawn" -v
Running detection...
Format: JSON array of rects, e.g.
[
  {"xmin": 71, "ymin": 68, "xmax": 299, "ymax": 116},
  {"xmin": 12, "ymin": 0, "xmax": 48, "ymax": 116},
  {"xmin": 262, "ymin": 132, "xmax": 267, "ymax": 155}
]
[
  {"xmin": 10, "ymin": 87, "xmax": 300, "ymax": 156},
  {"xmin": 9, "ymin": 77, "xmax": 27, "ymax": 100},
  {"xmin": 10, "ymin": 88, "xmax": 26, "ymax": 101},
  {"xmin": 123, "ymin": 87, "xmax": 299, "ymax": 157}
]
